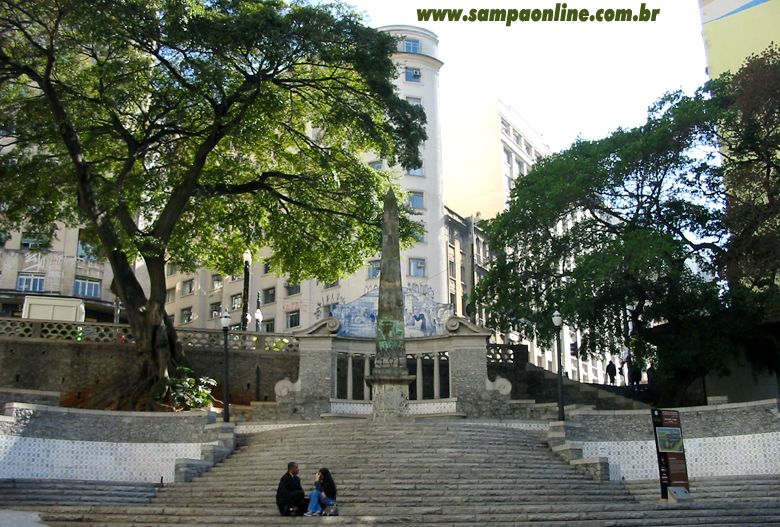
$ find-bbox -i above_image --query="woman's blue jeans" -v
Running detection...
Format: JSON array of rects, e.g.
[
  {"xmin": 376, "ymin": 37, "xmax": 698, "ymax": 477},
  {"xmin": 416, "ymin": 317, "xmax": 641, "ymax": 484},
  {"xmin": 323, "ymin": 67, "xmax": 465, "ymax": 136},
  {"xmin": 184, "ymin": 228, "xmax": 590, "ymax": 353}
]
[{"xmin": 307, "ymin": 490, "xmax": 335, "ymax": 514}]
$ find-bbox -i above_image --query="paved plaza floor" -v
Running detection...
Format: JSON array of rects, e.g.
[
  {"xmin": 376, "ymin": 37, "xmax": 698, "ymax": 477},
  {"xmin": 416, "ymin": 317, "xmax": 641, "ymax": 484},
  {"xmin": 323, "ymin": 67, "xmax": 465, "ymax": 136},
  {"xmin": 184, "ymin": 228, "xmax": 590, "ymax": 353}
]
[{"xmin": 0, "ymin": 509, "xmax": 46, "ymax": 527}]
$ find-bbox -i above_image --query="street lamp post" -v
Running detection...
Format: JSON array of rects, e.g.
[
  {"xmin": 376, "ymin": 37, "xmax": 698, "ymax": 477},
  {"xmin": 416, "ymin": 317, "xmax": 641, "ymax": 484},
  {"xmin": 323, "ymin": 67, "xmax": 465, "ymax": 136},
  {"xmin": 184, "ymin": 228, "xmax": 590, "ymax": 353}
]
[
  {"xmin": 220, "ymin": 311, "xmax": 232, "ymax": 423},
  {"xmin": 255, "ymin": 292, "xmax": 263, "ymax": 332},
  {"xmin": 552, "ymin": 310, "xmax": 565, "ymax": 421},
  {"xmin": 240, "ymin": 250, "xmax": 252, "ymax": 331}
]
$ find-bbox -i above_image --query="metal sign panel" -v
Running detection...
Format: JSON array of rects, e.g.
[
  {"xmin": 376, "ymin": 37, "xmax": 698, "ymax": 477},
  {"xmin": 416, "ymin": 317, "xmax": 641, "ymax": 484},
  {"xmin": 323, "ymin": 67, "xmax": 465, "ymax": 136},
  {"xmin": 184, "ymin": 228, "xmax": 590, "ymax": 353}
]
[{"xmin": 651, "ymin": 408, "xmax": 690, "ymax": 499}]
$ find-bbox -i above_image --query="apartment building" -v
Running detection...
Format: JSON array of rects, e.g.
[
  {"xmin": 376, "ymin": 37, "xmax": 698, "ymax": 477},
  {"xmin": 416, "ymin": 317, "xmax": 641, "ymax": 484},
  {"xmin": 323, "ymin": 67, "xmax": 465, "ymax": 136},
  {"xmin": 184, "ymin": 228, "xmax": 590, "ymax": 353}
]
[
  {"xmin": 444, "ymin": 100, "xmax": 550, "ymax": 220},
  {"xmin": 0, "ymin": 225, "xmax": 118, "ymax": 321}
]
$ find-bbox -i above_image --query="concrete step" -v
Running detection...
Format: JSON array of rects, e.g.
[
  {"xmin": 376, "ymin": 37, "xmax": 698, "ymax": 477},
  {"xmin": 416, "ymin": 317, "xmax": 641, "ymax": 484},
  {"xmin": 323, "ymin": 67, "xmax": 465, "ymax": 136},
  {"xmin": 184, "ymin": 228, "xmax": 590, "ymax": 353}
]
[
  {"xmin": 0, "ymin": 479, "xmax": 158, "ymax": 507},
  {"xmin": 35, "ymin": 507, "xmax": 780, "ymax": 526}
]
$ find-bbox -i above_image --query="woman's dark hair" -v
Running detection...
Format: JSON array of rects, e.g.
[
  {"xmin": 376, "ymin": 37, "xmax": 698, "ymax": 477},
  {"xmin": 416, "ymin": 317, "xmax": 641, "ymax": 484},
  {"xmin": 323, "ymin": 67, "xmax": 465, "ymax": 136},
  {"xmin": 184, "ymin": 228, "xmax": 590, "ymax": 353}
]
[{"xmin": 319, "ymin": 467, "xmax": 337, "ymax": 499}]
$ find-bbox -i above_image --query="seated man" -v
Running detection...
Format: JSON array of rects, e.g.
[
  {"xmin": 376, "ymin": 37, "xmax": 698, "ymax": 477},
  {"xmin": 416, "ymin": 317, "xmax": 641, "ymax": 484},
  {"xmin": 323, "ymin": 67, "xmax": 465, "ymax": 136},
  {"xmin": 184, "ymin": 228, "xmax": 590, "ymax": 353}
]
[{"xmin": 276, "ymin": 461, "xmax": 307, "ymax": 515}]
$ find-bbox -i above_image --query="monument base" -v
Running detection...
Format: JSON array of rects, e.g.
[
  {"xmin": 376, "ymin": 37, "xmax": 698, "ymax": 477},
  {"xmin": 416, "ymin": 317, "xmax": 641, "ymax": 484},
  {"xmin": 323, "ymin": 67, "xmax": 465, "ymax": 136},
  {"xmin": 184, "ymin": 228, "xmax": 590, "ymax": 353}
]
[{"xmin": 365, "ymin": 372, "xmax": 416, "ymax": 422}]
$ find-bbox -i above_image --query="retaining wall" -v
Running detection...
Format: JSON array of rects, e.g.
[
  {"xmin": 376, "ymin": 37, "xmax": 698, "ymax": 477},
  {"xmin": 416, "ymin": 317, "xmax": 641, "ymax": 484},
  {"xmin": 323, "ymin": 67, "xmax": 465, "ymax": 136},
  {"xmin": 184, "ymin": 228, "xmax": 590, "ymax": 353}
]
[
  {"xmin": 0, "ymin": 403, "xmax": 223, "ymax": 483},
  {"xmin": 563, "ymin": 399, "xmax": 780, "ymax": 481},
  {"xmin": 0, "ymin": 339, "xmax": 298, "ymax": 406}
]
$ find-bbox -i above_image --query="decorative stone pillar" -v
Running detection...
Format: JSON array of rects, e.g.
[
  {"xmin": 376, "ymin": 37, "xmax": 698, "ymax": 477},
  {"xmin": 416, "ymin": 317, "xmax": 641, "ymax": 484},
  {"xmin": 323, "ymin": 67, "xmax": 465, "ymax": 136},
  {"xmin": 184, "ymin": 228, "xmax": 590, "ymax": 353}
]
[
  {"xmin": 445, "ymin": 317, "xmax": 495, "ymax": 417},
  {"xmin": 286, "ymin": 318, "xmax": 341, "ymax": 419}
]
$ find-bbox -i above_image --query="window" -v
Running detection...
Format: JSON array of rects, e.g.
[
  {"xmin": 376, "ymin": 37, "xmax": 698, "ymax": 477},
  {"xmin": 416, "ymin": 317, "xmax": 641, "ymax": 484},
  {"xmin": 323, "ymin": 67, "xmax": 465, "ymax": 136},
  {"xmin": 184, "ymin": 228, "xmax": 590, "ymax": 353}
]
[
  {"xmin": 181, "ymin": 279, "xmax": 195, "ymax": 296},
  {"xmin": 74, "ymin": 278, "xmax": 100, "ymax": 298},
  {"xmin": 285, "ymin": 282, "xmax": 301, "ymax": 296},
  {"xmin": 460, "ymin": 265, "xmax": 466, "ymax": 284},
  {"xmin": 513, "ymin": 132, "xmax": 522, "ymax": 146},
  {"xmin": 449, "ymin": 293, "xmax": 456, "ymax": 307},
  {"xmin": 414, "ymin": 221, "xmax": 426, "ymax": 243},
  {"xmin": 408, "ymin": 191, "xmax": 424, "ymax": 210},
  {"xmin": 405, "ymin": 67, "xmax": 421, "ymax": 82},
  {"xmin": 180, "ymin": 307, "xmax": 193, "ymax": 324},
  {"xmin": 406, "ymin": 97, "xmax": 422, "ymax": 106},
  {"xmin": 209, "ymin": 302, "xmax": 222, "ymax": 319},
  {"xmin": 501, "ymin": 119, "xmax": 510, "ymax": 135},
  {"xmin": 211, "ymin": 275, "xmax": 223, "ymax": 291},
  {"xmin": 448, "ymin": 260, "xmax": 456, "ymax": 278},
  {"xmin": 20, "ymin": 233, "xmax": 49, "ymax": 251},
  {"xmin": 368, "ymin": 260, "xmax": 381, "ymax": 279},
  {"xmin": 76, "ymin": 230, "xmax": 97, "ymax": 260},
  {"xmin": 403, "ymin": 38, "xmax": 421, "ymax": 54},
  {"xmin": 409, "ymin": 258, "xmax": 426, "ymax": 277},
  {"xmin": 263, "ymin": 319, "xmax": 275, "ymax": 333},
  {"xmin": 262, "ymin": 286, "xmax": 276, "ymax": 304},
  {"xmin": 230, "ymin": 293, "xmax": 242, "ymax": 311},
  {"xmin": 406, "ymin": 165, "xmax": 423, "ymax": 177},
  {"xmin": 17, "ymin": 273, "xmax": 44, "ymax": 292},
  {"xmin": 165, "ymin": 288, "xmax": 175, "ymax": 303},
  {"xmin": 286, "ymin": 310, "xmax": 301, "ymax": 328},
  {"xmin": 515, "ymin": 159, "xmax": 526, "ymax": 176},
  {"xmin": 504, "ymin": 148, "xmax": 513, "ymax": 166},
  {"xmin": 526, "ymin": 143, "xmax": 533, "ymax": 156},
  {"xmin": 368, "ymin": 160, "xmax": 383, "ymax": 170},
  {"xmin": 167, "ymin": 264, "xmax": 178, "ymax": 276}
]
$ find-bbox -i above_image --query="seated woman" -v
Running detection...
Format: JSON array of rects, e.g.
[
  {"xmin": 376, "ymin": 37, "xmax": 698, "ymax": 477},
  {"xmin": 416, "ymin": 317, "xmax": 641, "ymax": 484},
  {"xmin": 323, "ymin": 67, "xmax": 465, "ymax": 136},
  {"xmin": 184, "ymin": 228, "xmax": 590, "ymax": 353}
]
[{"xmin": 304, "ymin": 467, "xmax": 337, "ymax": 516}]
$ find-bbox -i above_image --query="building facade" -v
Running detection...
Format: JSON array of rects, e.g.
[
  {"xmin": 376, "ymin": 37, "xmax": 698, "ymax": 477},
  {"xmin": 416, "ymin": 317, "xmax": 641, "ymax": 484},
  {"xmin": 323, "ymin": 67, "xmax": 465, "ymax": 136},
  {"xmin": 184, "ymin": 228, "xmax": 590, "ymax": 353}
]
[
  {"xmin": 698, "ymin": 0, "xmax": 779, "ymax": 79},
  {"xmin": 0, "ymin": 225, "xmax": 118, "ymax": 321},
  {"xmin": 443, "ymin": 100, "xmax": 549, "ymax": 220}
]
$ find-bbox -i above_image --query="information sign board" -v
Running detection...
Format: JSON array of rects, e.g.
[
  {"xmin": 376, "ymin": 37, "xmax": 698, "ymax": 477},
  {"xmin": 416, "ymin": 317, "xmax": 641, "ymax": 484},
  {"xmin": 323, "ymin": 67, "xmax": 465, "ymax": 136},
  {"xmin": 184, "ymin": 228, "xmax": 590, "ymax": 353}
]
[{"xmin": 651, "ymin": 408, "xmax": 690, "ymax": 499}]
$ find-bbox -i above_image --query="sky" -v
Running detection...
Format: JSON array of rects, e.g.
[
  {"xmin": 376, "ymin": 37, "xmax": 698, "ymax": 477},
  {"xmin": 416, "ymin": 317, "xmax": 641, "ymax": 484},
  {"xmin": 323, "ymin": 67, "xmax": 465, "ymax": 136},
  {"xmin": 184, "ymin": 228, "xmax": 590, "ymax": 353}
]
[{"xmin": 345, "ymin": 0, "xmax": 710, "ymax": 153}]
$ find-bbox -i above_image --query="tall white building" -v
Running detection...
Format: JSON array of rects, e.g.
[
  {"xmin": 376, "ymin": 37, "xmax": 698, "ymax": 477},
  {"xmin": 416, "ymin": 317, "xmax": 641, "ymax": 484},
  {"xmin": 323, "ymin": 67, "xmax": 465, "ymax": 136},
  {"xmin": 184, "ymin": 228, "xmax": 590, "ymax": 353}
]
[{"xmin": 444, "ymin": 100, "xmax": 549, "ymax": 220}]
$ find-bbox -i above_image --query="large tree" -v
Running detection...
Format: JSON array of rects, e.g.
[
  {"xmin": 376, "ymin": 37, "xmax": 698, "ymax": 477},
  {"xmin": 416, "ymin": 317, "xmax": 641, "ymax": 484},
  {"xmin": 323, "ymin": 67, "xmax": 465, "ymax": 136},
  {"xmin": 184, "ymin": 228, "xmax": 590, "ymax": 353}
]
[
  {"xmin": 475, "ymin": 47, "xmax": 780, "ymax": 403},
  {"xmin": 0, "ymin": 0, "xmax": 426, "ymax": 408}
]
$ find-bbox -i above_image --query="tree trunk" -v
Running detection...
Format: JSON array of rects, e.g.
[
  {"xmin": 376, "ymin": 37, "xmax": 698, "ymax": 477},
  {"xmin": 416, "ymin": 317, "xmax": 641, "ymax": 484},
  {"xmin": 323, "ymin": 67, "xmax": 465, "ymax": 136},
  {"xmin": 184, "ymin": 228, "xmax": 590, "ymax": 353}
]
[{"xmin": 86, "ymin": 255, "xmax": 187, "ymax": 410}]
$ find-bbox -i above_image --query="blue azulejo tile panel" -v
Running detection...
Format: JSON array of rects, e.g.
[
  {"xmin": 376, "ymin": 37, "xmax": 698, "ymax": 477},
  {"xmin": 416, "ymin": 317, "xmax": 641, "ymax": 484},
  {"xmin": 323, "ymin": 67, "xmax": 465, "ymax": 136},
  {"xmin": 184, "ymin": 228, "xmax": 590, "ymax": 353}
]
[
  {"xmin": 579, "ymin": 431, "xmax": 780, "ymax": 481},
  {"xmin": 0, "ymin": 436, "xmax": 204, "ymax": 483}
]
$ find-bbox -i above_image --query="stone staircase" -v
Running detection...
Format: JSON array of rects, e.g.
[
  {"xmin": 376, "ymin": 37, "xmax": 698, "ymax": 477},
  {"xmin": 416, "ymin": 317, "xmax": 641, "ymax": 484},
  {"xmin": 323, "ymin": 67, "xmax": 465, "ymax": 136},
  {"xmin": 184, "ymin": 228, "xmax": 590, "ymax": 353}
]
[
  {"xmin": 0, "ymin": 479, "xmax": 159, "ymax": 507},
  {"xmin": 518, "ymin": 364, "xmax": 650, "ymax": 418},
  {"xmin": 625, "ymin": 476, "xmax": 780, "ymax": 502},
  {"xmin": 23, "ymin": 420, "xmax": 780, "ymax": 526}
]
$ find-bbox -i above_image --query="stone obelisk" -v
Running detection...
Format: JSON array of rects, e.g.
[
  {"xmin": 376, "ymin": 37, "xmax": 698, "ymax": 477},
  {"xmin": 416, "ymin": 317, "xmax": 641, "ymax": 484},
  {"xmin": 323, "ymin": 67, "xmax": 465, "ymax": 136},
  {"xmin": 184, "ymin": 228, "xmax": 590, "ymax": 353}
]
[{"xmin": 365, "ymin": 189, "xmax": 415, "ymax": 421}]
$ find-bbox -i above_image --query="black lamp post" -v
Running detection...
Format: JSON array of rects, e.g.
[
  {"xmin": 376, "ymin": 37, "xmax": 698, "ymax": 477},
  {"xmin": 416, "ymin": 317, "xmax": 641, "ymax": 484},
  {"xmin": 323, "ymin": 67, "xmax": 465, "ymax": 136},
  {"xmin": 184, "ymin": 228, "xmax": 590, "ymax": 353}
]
[
  {"xmin": 255, "ymin": 292, "xmax": 263, "ymax": 332},
  {"xmin": 220, "ymin": 311, "xmax": 232, "ymax": 423},
  {"xmin": 552, "ymin": 310, "xmax": 565, "ymax": 421},
  {"xmin": 240, "ymin": 249, "xmax": 252, "ymax": 331}
]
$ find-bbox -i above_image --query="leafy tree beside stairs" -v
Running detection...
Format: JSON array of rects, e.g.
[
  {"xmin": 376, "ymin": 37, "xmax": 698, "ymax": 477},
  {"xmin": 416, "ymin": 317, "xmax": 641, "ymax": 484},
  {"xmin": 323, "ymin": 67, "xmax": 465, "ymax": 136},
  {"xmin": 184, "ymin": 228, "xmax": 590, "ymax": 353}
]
[{"xmin": 0, "ymin": 0, "xmax": 425, "ymax": 409}]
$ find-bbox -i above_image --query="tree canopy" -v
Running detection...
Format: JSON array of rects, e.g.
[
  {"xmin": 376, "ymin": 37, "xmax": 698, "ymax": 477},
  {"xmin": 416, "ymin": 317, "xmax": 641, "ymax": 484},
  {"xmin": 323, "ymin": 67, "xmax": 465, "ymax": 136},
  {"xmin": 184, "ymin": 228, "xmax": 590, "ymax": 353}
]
[
  {"xmin": 475, "ymin": 46, "xmax": 780, "ymax": 402},
  {"xmin": 0, "ymin": 0, "xmax": 426, "ymax": 408}
]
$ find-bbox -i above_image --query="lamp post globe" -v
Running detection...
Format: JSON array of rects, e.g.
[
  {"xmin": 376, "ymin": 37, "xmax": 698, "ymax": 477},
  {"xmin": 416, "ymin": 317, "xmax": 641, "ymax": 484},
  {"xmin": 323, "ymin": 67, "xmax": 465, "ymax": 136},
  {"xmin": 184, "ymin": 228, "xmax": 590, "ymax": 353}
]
[
  {"xmin": 552, "ymin": 310, "xmax": 565, "ymax": 421},
  {"xmin": 220, "ymin": 311, "xmax": 232, "ymax": 423},
  {"xmin": 254, "ymin": 308, "xmax": 263, "ymax": 332}
]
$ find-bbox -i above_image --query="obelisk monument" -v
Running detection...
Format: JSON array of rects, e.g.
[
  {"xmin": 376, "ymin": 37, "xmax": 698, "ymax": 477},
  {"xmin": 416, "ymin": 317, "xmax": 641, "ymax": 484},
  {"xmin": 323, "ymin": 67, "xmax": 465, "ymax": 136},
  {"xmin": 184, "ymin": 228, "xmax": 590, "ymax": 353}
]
[{"xmin": 365, "ymin": 189, "xmax": 416, "ymax": 420}]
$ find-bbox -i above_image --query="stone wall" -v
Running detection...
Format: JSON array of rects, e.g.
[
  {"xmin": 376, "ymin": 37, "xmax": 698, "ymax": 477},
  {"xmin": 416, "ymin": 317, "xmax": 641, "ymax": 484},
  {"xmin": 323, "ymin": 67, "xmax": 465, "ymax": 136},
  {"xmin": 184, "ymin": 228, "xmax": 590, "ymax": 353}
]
[
  {"xmin": 0, "ymin": 339, "xmax": 299, "ymax": 407},
  {"xmin": 1, "ymin": 403, "xmax": 217, "ymax": 442},
  {"xmin": 561, "ymin": 400, "xmax": 780, "ymax": 481}
]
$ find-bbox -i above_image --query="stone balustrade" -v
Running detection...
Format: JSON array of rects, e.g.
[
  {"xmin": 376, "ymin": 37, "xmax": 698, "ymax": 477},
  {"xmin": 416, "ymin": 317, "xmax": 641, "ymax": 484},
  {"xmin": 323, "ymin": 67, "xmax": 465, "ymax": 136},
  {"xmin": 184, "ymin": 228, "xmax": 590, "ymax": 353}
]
[{"xmin": 0, "ymin": 316, "xmax": 298, "ymax": 353}]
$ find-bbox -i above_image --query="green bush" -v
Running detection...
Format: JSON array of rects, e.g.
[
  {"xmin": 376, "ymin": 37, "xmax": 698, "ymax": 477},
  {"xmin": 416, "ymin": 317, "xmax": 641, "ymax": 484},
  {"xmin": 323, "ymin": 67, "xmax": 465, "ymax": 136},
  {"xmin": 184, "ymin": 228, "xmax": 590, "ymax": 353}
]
[{"xmin": 157, "ymin": 367, "xmax": 217, "ymax": 411}]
